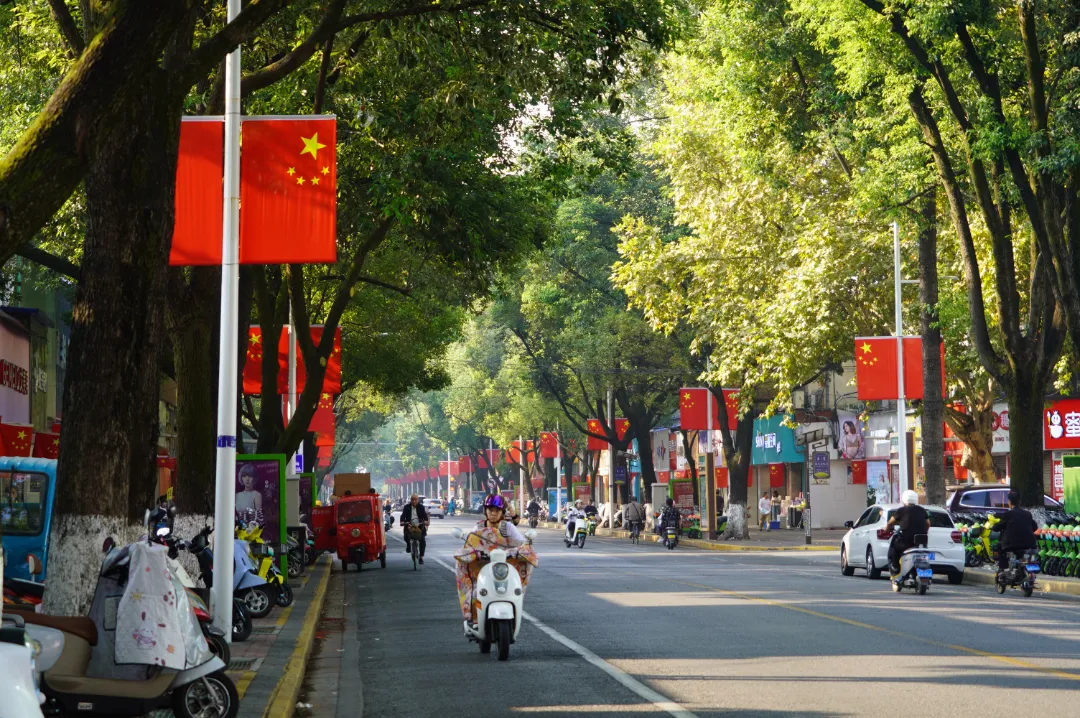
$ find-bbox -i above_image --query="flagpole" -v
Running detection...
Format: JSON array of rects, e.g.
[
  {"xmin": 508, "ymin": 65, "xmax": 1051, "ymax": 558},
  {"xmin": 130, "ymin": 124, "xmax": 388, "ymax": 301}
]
[
  {"xmin": 287, "ymin": 299, "xmax": 297, "ymax": 478},
  {"xmin": 211, "ymin": 0, "xmax": 242, "ymax": 641},
  {"xmin": 518, "ymin": 435, "xmax": 524, "ymax": 519},
  {"xmin": 893, "ymin": 220, "xmax": 908, "ymax": 501},
  {"xmin": 555, "ymin": 420, "xmax": 562, "ymax": 522}
]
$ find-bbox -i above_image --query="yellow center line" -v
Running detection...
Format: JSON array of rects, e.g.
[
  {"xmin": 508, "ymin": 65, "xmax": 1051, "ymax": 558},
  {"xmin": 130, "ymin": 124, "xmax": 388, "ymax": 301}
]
[{"xmin": 668, "ymin": 578, "xmax": 1080, "ymax": 682}]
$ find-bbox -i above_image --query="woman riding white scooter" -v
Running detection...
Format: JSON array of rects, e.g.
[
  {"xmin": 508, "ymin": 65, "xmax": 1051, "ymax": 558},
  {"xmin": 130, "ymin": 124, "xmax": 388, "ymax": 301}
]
[
  {"xmin": 454, "ymin": 495, "xmax": 529, "ymax": 630},
  {"xmin": 564, "ymin": 500, "xmax": 585, "ymax": 543}
]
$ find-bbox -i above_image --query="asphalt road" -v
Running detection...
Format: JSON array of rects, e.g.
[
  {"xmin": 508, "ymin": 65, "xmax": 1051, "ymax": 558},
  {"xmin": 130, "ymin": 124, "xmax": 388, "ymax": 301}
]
[{"xmin": 332, "ymin": 514, "xmax": 1080, "ymax": 718}]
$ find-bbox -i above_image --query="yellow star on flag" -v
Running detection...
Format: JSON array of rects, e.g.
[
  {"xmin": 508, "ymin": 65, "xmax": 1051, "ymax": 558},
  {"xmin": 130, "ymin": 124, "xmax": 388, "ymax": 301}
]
[
  {"xmin": 286, "ymin": 167, "xmax": 296, "ymax": 177},
  {"xmin": 251, "ymin": 333, "xmax": 261, "ymax": 344},
  {"xmin": 860, "ymin": 342, "xmax": 872, "ymax": 354},
  {"xmin": 16, "ymin": 431, "xmax": 26, "ymax": 440},
  {"xmin": 300, "ymin": 133, "xmax": 327, "ymax": 161},
  {"xmin": 311, "ymin": 176, "xmax": 319, "ymax": 186},
  {"xmin": 297, "ymin": 176, "xmax": 305, "ymax": 185},
  {"xmin": 321, "ymin": 393, "xmax": 330, "ymax": 401},
  {"xmin": 321, "ymin": 166, "xmax": 329, "ymax": 175},
  {"xmin": 52, "ymin": 438, "xmax": 59, "ymax": 446}
]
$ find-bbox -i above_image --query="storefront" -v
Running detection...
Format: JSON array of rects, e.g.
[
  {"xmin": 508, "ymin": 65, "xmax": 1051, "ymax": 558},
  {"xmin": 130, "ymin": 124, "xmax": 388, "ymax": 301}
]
[
  {"xmin": 1043, "ymin": 398, "xmax": 1080, "ymax": 502},
  {"xmin": 0, "ymin": 311, "xmax": 31, "ymax": 425}
]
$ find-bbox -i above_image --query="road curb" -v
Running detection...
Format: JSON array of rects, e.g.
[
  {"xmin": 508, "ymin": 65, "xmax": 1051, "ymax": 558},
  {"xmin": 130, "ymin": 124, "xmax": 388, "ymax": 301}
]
[
  {"xmin": 537, "ymin": 522, "xmax": 838, "ymax": 551},
  {"xmin": 962, "ymin": 567, "xmax": 1080, "ymax": 596},
  {"xmin": 260, "ymin": 555, "xmax": 332, "ymax": 718}
]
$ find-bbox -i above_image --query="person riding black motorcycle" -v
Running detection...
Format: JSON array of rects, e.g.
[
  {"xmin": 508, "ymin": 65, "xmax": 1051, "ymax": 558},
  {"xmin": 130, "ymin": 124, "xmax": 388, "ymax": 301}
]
[
  {"xmin": 886, "ymin": 490, "xmax": 930, "ymax": 579},
  {"xmin": 399, "ymin": 494, "xmax": 430, "ymax": 564},
  {"xmin": 660, "ymin": 498, "xmax": 680, "ymax": 536},
  {"xmin": 996, "ymin": 490, "xmax": 1039, "ymax": 573},
  {"xmin": 583, "ymin": 502, "xmax": 599, "ymax": 519}
]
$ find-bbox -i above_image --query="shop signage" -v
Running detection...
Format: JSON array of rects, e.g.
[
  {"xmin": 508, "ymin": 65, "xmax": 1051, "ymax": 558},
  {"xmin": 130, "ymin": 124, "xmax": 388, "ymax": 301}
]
[
  {"xmin": 812, "ymin": 451, "xmax": 830, "ymax": 480},
  {"xmin": 0, "ymin": 359, "xmax": 28, "ymax": 395},
  {"xmin": 1044, "ymin": 399, "xmax": 1080, "ymax": 450}
]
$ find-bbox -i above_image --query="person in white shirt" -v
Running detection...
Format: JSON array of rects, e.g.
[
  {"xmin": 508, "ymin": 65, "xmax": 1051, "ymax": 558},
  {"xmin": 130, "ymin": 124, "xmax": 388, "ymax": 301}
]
[
  {"xmin": 758, "ymin": 491, "xmax": 772, "ymax": 532},
  {"xmin": 565, "ymin": 500, "xmax": 586, "ymax": 542}
]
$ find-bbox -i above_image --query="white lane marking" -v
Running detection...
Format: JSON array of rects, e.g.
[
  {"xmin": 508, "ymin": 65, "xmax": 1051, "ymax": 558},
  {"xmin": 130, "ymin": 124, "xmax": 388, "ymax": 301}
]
[{"xmin": 432, "ymin": 558, "xmax": 698, "ymax": 718}]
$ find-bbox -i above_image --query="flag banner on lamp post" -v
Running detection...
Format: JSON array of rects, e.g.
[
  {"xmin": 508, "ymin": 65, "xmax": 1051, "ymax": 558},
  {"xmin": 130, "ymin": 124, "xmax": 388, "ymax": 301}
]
[
  {"xmin": 458, "ymin": 456, "xmax": 473, "ymax": 472},
  {"xmin": 679, "ymin": 388, "xmax": 739, "ymax": 431},
  {"xmin": 586, "ymin": 419, "xmax": 606, "ymax": 450},
  {"xmin": 615, "ymin": 419, "xmax": 629, "ymax": 442},
  {"xmin": 854, "ymin": 337, "xmax": 946, "ymax": 400},
  {"xmin": 539, "ymin": 432, "xmax": 559, "ymax": 458},
  {"xmin": 275, "ymin": 325, "xmax": 341, "ymax": 394},
  {"xmin": 170, "ymin": 118, "xmax": 225, "ymax": 265},
  {"xmin": 171, "ymin": 116, "xmax": 337, "ymax": 265},
  {"xmin": 242, "ymin": 325, "xmax": 342, "ymax": 395}
]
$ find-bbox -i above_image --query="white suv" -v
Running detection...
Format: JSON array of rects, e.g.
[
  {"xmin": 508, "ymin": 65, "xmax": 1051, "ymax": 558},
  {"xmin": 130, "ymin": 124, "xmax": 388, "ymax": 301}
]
[{"xmin": 840, "ymin": 503, "xmax": 964, "ymax": 584}]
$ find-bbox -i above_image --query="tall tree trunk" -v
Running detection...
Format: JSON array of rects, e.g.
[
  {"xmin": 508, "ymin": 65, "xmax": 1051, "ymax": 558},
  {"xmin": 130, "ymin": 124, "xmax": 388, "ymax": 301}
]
[
  {"xmin": 1007, "ymin": 370, "xmax": 1046, "ymax": 507},
  {"xmin": 168, "ymin": 267, "xmax": 218, "ymax": 516},
  {"xmin": 918, "ymin": 197, "xmax": 946, "ymax": 505},
  {"xmin": 46, "ymin": 73, "xmax": 180, "ymax": 614},
  {"xmin": 721, "ymin": 411, "xmax": 756, "ymax": 539},
  {"xmin": 681, "ymin": 430, "xmax": 698, "ymax": 506},
  {"xmin": 632, "ymin": 421, "xmax": 656, "ymax": 493}
]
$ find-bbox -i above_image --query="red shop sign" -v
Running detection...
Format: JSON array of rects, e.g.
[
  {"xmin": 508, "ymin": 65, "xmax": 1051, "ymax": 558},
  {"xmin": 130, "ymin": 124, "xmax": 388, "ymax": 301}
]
[{"xmin": 1044, "ymin": 399, "xmax": 1080, "ymax": 450}]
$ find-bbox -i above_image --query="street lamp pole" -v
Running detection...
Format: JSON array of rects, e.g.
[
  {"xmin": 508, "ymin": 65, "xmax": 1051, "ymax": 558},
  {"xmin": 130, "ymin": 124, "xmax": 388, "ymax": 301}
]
[
  {"xmin": 893, "ymin": 221, "xmax": 908, "ymax": 498},
  {"xmin": 211, "ymin": 0, "xmax": 242, "ymax": 640}
]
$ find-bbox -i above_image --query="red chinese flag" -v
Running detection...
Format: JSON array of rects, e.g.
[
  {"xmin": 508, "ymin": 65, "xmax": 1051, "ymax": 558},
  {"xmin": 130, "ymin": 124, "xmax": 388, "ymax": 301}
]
[
  {"xmin": 277, "ymin": 326, "xmax": 342, "ymax": 395},
  {"xmin": 768, "ymin": 463, "xmax": 785, "ymax": 488},
  {"xmin": 308, "ymin": 393, "xmax": 335, "ymax": 435},
  {"xmin": 239, "ymin": 117, "xmax": 337, "ymax": 264},
  {"xmin": 243, "ymin": 327, "xmax": 265, "ymax": 395},
  {"xmin": 317, "ymin": 456, "xmax": 331, "ymax": 468},
  {"xmin": 679, "ymin": 388, "xmax": 708, "ymax": 430},
  {"xmin": 851, "ymin": 460, "xmax": 867, "ymax": 485},
  {"xmin": 314, "ymin": 410, "xmax": 335, "ymax": 447},
  {"xmin": 440, "ymin": 461, "xmax": 459, "ymax": 477},
  {"xmin": 458, "ymin": 456, "xmax": 473, "ymax": 472},
  {"xmin": 655, "ymin": 471, "xmax": 670, "ymax": 484},
  {"xmin": 681, "ymin": 388, "xmax": 735, "ymax": 430},
  {"xmin": 170, "ymin": 119, "xmax": 224, "ymax": 266},
  {"xmin": 539, "ymin": 432, "xmax": 559, "ymax": 459},
  {"xmin": 0, "ymin": 424, "xmax": 33, "ymax": 457},
  {"xmin": 615, "ymin": 419, "xmax": 629, "ymax": 441},
  {"xmin": 32, "ymin": 431, "xmax": 60, "ymax": 459},
  {"xmin": 714, "ymin": 467, "xmax": 729, "ymax": 489},
  {"xmin": 855, "ymin": 338, "xmax": 900, "ymax": 400},
  {"xmin": 586, "ymin": 419, "xmax": 606, "ymax": 450},
  {"xmin": 901, "ymin": 338, "xmax": 946, "ymax": 401},
  {"xmin": 722, "ymin": 389, "xmax": 739, "ymax": 430}
]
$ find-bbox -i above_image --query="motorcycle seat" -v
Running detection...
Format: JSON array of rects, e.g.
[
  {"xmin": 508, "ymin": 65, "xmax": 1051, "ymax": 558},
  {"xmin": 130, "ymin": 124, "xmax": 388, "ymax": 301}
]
[{"xmin": 9, "ymin": 609, "xmax": 98, "ymax": 646}]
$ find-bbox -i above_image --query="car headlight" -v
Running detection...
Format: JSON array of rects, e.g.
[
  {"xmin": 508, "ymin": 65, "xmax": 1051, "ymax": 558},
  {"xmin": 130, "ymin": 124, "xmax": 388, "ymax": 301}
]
[
  {"xmin": 24, "ymin": 635, "xmax": 41, "ymax": 659},
  {"xmin": 492, "ymin": 563, "xmax": 509, "ymax": 580}
]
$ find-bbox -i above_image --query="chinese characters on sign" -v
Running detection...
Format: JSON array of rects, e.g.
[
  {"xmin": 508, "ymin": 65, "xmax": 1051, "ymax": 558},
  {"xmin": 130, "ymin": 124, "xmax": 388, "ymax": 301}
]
[{"xmin": 0, "ymin": 359, "xmax": 28, "ymax": 395}]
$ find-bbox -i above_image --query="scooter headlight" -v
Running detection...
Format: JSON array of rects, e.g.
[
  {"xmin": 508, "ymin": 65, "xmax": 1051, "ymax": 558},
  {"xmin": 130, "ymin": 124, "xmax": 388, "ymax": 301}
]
[
  {"xmin": 495, "ymin": 581, "xmax": 508, "ymax": 595},
  {"xmin": 492, "ymin": 563, "xmax": 510, "ymax": 581}
]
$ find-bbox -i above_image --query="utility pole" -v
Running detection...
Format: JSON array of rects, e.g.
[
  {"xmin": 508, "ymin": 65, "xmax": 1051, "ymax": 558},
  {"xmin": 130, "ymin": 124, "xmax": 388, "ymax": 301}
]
[
  {"xmin": 704, "ymin": 386, "xmax": 715, "ymax": 540},
  {"xmin": 211, "ymin": 0, "xmax": 241, "ymax": 641},
  {"xmin": 606, "ymin": 387, "xmax": 616, "ymax": 530},
  {"xmin": 893, "ymin": 221, "xmax": 909, "ymax": 498}
]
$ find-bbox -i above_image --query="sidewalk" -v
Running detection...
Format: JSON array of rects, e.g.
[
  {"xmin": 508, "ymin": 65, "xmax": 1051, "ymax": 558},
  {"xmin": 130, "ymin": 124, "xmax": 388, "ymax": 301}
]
[
  {"xmin": 229, "ymin": 555, "xmax": 331, "ymax": 718},
  {"xmin": 538, "ymin": 521, "xmax": 842, "ymax": 551}
]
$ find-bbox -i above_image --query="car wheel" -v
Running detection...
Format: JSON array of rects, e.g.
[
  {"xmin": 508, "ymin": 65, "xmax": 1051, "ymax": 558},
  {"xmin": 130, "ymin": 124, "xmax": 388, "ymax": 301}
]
[
  {"xmin": 947, "ymin": 572, "xmax": 963, "ymax": 585},
  {"xmin": 841, "ymin": 546, "xmax": 855, "ymax": 576},
  {"xmin": 866, "ymin": 547, "xmax": 882, "ymax": 579}
]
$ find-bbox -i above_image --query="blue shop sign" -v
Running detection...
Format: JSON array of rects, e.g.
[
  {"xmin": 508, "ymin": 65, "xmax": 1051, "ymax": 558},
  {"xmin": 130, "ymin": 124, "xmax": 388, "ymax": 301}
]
[{"xmin": 751, "ymin": 414, "xmax": 804, "ymax": 465}]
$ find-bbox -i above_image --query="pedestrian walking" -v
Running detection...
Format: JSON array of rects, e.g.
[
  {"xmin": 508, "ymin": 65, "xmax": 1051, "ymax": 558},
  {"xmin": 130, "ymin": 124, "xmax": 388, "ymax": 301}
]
[{"xmin": 758, "ymin": 491, "xmax": 772, "ymax": 532}]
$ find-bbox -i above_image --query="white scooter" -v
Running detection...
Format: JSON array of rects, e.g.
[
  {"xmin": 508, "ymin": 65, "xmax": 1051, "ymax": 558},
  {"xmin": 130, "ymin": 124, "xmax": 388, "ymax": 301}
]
[
  {"xmin": 564, "ymin": 515, "xmax": 587, "ymax": 549},
  {"xmin": 0, "ymin": 545, "xmax": 47, "ymax": 718},
  {"xmin": 451, "ymin": 527, "xmax": 536, "ymax": 661}
]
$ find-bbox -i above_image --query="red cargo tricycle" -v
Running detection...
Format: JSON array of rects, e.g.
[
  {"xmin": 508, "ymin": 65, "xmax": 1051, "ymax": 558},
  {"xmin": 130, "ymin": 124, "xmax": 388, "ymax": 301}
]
[{"xmin": 312, "ymin": 494, "xmax": 386, "ymax": 571}]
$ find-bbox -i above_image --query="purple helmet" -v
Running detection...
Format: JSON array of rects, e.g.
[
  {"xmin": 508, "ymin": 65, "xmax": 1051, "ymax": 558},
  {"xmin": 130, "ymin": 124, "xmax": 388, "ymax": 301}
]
[{"xmin": 484, "ymin": 494, "xmax": 507, "ymax": 510}]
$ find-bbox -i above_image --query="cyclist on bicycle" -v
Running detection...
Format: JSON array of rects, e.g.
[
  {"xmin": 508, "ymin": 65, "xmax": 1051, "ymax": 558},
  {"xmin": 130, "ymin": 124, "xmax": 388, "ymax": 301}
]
[
  {"xmin": 623, "ymin": 497, "xmax": 645, "ymax": 538},
  {"xmin": 400, "ymin": 493, "xmax": 430, "ymax": 564}
]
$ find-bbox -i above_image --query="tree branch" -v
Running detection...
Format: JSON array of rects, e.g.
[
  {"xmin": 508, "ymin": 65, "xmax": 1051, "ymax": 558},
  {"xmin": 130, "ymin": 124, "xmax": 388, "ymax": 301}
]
[
  {"xmin": 338, "ymin": 0, "xmax": 492, "ymax": 30},
  {"xmin": 356, "ymin": 274, "xmax": 411, "ymax": 296},
  {"xmin": 240, "ymin": 0, "xmax": 346, "ymax": 98},
  {"xmin": 179, "ymin": 0, "xmax": 293, "ymax": 89},
  {"xmin": 15, "ymin": 244, "xmax": 81, "ymax": 280},
  {"xmin": 312, "ymin": 34, "xmax": 334, "ymax": 115},
  {"xmin": 47, "ymin": 0, "xmax": 85, "ymax": 58}
]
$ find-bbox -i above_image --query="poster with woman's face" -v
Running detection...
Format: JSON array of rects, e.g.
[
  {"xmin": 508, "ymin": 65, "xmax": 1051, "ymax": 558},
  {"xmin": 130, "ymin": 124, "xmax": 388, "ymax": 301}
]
[
  {"xmin": 837, "ymin": 412, "xmax": 865, "ymax": 460},
  {"xmin": 235, "ymin": 458, "xmax": 283, "ymax": 548},
  {"xmin": 867, "ymin": 460, "xmax": 890, "ymax": 506}
]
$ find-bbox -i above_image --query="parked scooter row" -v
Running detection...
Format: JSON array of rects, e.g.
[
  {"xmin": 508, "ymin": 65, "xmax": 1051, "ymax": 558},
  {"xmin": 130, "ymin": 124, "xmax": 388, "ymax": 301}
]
[{"xmin": 4, "ymin": 532, "xmax": 237, "ymax": 718}]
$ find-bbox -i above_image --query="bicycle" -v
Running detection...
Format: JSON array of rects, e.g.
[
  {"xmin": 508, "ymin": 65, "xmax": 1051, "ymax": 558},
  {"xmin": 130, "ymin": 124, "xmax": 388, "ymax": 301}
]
[
  {"xmin": 406, "ymin": 519, "xmax": 424, "ymax": 570},
  {"xmin": 628, "ymin": 520, "xmax": 642, "ymax": 544}
]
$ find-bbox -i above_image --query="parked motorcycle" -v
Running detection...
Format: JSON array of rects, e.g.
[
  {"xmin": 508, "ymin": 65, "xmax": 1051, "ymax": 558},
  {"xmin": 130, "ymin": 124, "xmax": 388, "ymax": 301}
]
[
  {"xmin": 16, "ymin": 538, "xmax": 237, "ymax": 717},
  {"xmin": 183, "ymin": 527, "xmax": 254, "ymax": 642},
  {"xmin": 236, "ymin": 523, "xmax": 292, "ymax": 610}
]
